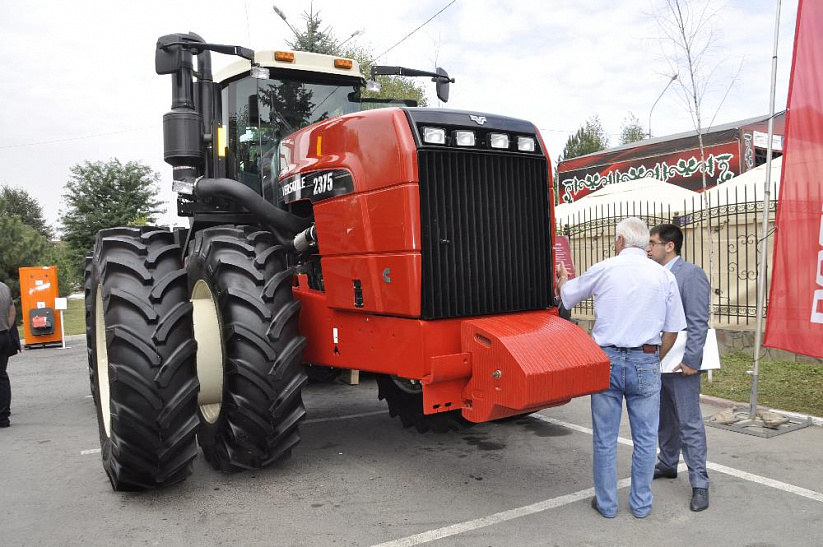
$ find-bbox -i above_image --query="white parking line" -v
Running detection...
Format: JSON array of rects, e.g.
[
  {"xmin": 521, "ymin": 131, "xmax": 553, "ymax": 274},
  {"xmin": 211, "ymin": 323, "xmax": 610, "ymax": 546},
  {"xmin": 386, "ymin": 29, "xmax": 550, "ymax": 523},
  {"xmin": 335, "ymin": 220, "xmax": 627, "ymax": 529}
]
[
  {"xmin": 370, "ymin": 479, "xmax": 633, "ymax": 547},
  {"xmin": 304, "ymin": 410, "xmax": 385, "ymax": 424},
  {"xmin": 537, "ymin": 415, "xmax": 823, "ymax": 503},
  {"xmin": 705, "ymin": 461, "xmax": 823, "ymax": 503},
  {"xmin": 371, "ymin": 413, "xmax": 823, "ymax": 547},
  {"xmin": 80, "ymin": 448, "xmax": 101, "ymax": 455}
]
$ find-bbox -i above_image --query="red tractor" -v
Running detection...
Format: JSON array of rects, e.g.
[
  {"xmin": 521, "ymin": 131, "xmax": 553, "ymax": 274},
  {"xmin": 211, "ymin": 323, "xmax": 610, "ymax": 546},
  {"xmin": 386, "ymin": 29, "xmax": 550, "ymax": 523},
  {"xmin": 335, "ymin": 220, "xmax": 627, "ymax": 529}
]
[{"xmin": 84, "ymin": 33, "xmax": 609, "ymax": 491}]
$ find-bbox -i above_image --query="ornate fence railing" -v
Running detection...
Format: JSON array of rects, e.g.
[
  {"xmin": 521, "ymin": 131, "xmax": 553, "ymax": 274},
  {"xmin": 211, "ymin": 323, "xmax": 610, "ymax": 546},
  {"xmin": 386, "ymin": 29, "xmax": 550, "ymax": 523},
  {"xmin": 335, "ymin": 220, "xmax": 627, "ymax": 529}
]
[{"xmin": 556, "ymin": 184, "xmax": 777, "ymax": 327}]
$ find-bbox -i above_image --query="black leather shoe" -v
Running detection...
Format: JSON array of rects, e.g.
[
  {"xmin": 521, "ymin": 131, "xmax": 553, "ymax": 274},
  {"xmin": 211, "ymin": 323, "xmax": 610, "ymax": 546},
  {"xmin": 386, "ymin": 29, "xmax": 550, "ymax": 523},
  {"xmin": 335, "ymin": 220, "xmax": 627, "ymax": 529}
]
[
  {"xmin": 653, "ymin": 466, "xmax": 677, "ymax": 479},
  {"xmin": 690, "ymin": 488, "xmax": 709, "ymax": 511},
  {"xmin": 0, "ymin": 422, "xmax": 10, "ymax": 428}
]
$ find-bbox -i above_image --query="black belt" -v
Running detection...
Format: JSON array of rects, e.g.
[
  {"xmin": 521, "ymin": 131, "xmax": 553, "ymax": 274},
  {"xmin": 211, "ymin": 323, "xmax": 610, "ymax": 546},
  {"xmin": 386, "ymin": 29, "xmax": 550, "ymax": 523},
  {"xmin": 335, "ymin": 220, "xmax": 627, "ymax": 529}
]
[{"xmin": 601, "ymin": 344, "xmax": 659, "ymax": 354}]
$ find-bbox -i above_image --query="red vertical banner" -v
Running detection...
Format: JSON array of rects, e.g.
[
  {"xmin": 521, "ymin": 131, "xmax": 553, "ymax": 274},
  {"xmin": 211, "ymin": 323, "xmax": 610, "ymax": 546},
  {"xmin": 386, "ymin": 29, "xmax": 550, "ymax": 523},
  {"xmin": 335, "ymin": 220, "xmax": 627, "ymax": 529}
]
[{"xmin": 764, "ymin": 0, "xmax": 823, "ymax": 358}]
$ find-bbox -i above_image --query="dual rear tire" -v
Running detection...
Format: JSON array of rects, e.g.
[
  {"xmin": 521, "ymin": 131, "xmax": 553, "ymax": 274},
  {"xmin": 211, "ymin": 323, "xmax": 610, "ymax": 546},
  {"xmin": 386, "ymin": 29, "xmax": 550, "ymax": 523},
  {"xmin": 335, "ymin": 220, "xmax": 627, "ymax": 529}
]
[{"xmin": 87, "ymin": 225, "xmax": 307, "ymax": 490}]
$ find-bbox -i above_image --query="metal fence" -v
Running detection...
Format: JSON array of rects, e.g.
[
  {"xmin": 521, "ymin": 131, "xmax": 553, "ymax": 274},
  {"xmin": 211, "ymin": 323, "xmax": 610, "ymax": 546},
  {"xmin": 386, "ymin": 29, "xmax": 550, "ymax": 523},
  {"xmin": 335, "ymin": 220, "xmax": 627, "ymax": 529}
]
[{"xmin": 557, "ymin": 184, "xmax": 778, "ymax": 327}]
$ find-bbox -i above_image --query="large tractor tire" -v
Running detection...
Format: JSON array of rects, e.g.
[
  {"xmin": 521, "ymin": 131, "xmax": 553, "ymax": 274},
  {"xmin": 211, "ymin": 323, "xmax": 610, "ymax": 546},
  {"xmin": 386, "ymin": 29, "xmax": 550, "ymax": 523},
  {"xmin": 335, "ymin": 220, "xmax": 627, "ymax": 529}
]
[
  {"xmin": 88, "ymin": 227, "xmax": 200, "ymax": 491},
  {"xmin": 376, "ymin": 375, "xmax": 471, "ymax": 433},
  {"xmin": 186, "ymin": 225, "xmax": 308, "ymax": 472},
  {"xmin": 84, "ymin": 256, "xmax": 96, "ymax": 401}
]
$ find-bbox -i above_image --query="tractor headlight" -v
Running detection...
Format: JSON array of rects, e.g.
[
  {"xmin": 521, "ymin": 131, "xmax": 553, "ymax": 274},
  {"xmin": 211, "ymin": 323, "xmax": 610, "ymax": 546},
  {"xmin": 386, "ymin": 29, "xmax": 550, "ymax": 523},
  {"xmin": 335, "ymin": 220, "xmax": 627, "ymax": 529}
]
[
  {"xmin": 489, "ymin": 133, "xmax": 509, "ymax": 149},
  {"xmin": 453, "ymin": 130, "xmax": 475, "ymax": 147},
  {"xmin": 517, "ymin": 137, "xmax": 536, "ymax": 152},
  {"xmin": 422, "ymin": 127, "xmax": 446, "ymax": 145}
]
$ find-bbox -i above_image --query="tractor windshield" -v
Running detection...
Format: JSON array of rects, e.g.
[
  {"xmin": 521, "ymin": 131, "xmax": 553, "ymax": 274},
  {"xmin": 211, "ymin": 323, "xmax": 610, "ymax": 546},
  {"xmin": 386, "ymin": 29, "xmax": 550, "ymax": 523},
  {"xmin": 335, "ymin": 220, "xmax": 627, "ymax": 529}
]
[{"xmin": 223, "ymin": 74, "xmax": 361, "ymax": 197}]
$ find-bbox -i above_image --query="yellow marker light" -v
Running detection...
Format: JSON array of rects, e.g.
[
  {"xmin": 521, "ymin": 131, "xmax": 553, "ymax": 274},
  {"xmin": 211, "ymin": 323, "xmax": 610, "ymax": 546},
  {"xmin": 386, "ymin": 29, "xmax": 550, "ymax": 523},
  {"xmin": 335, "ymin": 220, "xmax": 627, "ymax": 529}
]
[
  {"xmin": 316, "ymin": 135, "xmax": 323, "ymax": 156},
  {"xmin": 334, "ymin": 58, "xmax": 353, "ymax": 70},
  {"xmin": 216, "ymin": 126, "xmax": 226, "ymax": 157},
  {"xmin": 275, "ymin": 51, "xmax": 295, "ymax": 62}
]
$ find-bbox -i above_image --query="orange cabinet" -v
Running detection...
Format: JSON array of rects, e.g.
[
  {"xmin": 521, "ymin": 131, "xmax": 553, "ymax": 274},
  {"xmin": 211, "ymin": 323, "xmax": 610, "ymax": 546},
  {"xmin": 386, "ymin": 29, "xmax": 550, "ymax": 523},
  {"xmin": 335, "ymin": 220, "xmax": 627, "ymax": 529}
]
[{"xmin": 19, "ymin": 266, "xmax": 62, "ymax": 347}]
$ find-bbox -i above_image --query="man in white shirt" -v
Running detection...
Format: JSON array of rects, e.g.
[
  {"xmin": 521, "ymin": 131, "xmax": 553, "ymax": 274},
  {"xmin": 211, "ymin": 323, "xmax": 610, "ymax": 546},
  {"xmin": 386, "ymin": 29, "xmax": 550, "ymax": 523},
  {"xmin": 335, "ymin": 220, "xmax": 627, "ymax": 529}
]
[{"xmin": 556, "ymin": 217, "xmax": 685, "ymax": 519}]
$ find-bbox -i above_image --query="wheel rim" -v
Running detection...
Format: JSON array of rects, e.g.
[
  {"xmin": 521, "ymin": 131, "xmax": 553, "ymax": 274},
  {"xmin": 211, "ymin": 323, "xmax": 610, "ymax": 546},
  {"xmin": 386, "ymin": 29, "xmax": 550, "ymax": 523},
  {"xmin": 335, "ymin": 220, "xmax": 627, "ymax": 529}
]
[
  {"xmin": 191, "ymin": 279, "xmax": 225, "ymax": 424},
  {"xmin": 95, "ymin": 285, "xmax": 112, "ymax": 437}
]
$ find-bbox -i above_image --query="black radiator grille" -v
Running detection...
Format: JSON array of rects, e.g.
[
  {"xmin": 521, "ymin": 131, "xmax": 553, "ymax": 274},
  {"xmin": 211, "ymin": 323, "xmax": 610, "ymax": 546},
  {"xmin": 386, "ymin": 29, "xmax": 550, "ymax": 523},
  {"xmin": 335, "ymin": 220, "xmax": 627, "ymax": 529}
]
[{"xmin": 418, "ymin": 149, "xmax": 553, "ymax": 320}]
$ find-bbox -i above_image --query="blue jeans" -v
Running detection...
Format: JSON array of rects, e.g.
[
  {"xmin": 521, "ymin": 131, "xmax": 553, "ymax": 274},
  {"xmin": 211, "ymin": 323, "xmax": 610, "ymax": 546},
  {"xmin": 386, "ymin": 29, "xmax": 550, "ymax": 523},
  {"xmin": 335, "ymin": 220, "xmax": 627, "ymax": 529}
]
[{"xmin": 591, "ymin": 347, "xmax": 661, "ymax": 518}]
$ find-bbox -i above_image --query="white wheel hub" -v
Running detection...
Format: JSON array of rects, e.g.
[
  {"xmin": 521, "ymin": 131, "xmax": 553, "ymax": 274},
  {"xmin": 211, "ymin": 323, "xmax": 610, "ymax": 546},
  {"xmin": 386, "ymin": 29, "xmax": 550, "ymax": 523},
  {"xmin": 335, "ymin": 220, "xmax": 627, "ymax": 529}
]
[{"xmin": 191, "ymin": 280, "xmax": 225, "ymax": 424}]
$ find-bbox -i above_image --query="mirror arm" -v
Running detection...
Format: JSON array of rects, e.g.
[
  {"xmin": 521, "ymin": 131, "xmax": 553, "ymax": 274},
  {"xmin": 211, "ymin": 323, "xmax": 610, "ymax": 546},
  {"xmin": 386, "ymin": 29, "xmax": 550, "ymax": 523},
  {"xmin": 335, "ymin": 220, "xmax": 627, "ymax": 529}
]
[
  {"xmin": 370, "ymin": 65, "xmax": 454, "ymax": 83},
  {"xmin": 160, "ymin": 40, "xmax": 255, "ymax": 63}
]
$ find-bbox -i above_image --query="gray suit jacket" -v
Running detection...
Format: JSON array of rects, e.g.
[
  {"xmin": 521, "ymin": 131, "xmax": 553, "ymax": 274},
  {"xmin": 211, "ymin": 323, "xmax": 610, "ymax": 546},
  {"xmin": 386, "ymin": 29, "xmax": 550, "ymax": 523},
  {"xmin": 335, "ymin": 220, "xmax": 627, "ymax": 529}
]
[{"xmin": 670, "ymin": 258, "xmax": 710, "ymax": 369}]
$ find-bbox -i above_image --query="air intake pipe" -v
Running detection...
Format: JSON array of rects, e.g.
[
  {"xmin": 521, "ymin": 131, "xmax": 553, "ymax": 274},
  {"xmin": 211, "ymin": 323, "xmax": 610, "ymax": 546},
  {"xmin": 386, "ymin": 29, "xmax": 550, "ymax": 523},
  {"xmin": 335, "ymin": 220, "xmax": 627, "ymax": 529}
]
[{"xmin": 195, "ymin": 178, "xmax": 311, "ymax": 245}]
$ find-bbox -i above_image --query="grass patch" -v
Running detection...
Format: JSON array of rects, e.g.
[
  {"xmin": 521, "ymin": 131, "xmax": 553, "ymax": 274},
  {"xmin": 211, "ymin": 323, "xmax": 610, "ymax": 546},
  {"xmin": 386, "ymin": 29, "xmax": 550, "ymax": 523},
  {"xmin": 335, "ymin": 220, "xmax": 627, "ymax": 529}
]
[
  {"xmin": 704, "ymin": 352, "xmax": 823, "ymax": 417},
  {"xmin": 16, "ymin": 297, "xmax": 86, "ymax": 339},
  {"xmin": 61, "ymin": 297, "xmax": 86, "ymax": 335}
]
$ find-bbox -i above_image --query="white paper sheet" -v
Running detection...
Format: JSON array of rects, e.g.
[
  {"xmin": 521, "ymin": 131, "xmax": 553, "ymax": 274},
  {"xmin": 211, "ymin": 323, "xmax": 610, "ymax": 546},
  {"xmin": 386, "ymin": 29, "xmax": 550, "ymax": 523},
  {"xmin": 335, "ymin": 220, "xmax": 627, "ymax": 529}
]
[{"xmin": 660, "ymin": 329, "xmax": 721, "ymax": 373}]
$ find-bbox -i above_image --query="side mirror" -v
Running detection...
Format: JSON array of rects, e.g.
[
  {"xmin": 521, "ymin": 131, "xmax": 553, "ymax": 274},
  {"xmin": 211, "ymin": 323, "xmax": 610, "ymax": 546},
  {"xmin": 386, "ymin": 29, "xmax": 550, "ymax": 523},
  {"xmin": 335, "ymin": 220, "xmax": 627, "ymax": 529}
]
[
  {"xmin": 365, "ymin": 80, "xmax": 382, "ymax": 93},
  {"xmin": 435, "ymin": 67, "xmax": 450, "ymax": 103},
  {"xmin": 155, "ymin": 34, "xmax": 185, "ymax": 75}
]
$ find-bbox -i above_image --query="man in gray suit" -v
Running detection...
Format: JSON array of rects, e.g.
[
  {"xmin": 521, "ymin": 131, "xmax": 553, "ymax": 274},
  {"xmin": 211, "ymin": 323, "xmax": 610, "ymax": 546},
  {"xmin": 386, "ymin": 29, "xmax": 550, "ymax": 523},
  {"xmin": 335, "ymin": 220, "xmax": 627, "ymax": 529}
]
[{"xmin": 647, "ymin": 224, "xmax": 710, "ymax": 512}]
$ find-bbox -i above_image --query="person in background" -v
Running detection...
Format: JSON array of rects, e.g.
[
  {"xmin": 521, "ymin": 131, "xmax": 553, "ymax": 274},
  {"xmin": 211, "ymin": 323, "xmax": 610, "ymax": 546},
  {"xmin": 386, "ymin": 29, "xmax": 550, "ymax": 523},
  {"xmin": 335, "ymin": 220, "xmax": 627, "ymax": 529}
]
[
  {"xmin": 647, "ymin": 223, "xmax": 711, "ymax": 512},
  {"xmin": 556, "ymin": 217, "xmax": 685, "ymax": 519},
  {"xmin": 0, "ymin": 280, "xmax": 18, "ymax": 428}
]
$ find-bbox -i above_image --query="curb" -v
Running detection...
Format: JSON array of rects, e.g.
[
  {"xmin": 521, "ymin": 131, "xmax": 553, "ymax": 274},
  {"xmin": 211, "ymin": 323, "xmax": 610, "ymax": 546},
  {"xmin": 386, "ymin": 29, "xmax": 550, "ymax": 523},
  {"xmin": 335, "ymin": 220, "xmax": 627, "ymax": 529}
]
[{"xmin": 700, "ymin": 393, "xmax": 823, "ymax": 427}]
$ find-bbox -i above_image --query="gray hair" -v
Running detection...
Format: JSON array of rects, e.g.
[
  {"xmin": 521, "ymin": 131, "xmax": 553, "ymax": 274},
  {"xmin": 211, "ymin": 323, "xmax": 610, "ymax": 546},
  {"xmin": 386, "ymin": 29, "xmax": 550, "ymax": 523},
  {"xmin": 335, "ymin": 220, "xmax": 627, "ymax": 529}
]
[{"xmin": 615, "ymin": 217, "xmax": 650, "ymax": 249}]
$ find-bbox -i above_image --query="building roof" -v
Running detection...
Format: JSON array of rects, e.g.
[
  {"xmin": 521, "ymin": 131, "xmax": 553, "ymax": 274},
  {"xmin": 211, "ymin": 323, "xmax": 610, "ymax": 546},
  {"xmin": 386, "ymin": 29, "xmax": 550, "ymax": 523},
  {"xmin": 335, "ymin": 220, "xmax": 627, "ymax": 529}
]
[{"xmin": 558, "ymin": 112, "xmax": 785, "ymax": 171}]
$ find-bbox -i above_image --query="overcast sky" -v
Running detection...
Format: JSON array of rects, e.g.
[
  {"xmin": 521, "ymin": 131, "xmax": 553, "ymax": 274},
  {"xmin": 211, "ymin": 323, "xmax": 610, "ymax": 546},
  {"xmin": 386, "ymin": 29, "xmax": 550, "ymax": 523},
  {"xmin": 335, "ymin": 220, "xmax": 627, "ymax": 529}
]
[{"xmin": 0, "ymin": 0, "xmax": 797, "ymax": 231}]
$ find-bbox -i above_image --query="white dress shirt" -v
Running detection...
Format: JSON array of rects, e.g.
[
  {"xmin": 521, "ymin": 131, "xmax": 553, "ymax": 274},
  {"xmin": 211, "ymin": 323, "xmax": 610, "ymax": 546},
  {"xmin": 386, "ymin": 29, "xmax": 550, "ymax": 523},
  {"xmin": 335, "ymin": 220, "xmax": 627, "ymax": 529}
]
[
  {"xmin": 561, "ymin": 247, "xmax": 686, "ymax": 347},
  {"xmin": 664, "ymin": 255, "xmax": 680, "ymax": 271}
]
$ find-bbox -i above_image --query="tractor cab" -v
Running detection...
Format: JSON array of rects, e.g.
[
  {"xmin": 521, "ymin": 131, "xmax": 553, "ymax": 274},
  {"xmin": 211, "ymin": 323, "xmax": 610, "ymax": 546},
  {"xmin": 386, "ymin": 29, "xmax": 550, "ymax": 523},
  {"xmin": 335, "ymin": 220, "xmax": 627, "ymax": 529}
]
[
  {"xmin": 214, "ymin": 51, "xmax": 431, "ymax": 202},
  {"xmin": 215, "ymin": 50, "xmax": 368, "ymax": 197}
]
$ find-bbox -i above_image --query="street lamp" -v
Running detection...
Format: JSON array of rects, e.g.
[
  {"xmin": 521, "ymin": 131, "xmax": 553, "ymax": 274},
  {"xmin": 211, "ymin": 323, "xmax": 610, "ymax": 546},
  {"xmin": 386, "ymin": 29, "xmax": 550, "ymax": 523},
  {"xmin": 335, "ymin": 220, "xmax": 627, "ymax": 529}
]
[
  {"xmin": 339, "ymin": 28, "xmax": 364, "ymax": 48},
  {"xmin": 272, "ymin": 4, "xmax": 300, "ymax": 38},
  {"xmin": 648, "ymin": 73, "xmax": 678, "ymax": 138}
]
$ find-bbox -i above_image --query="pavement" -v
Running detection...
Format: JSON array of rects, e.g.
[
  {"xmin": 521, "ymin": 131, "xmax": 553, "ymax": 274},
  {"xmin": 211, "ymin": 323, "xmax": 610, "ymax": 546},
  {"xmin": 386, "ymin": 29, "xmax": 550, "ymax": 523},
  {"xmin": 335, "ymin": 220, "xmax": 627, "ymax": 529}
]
[{"xmin": 1, "ymin": 343, "xmax": 822, "ymax": 547}]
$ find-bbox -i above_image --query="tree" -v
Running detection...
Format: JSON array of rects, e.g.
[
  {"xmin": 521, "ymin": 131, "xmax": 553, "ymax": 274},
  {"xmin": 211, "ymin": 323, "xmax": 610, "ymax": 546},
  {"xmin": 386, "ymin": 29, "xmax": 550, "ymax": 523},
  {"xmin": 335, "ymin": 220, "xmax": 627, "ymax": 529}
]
[
  {"xmin": 48, "ymin": 240, "xmax": 82, "ymax": 297},
  {"xmin": 656, "ymin": 0, "xmax": 737, "ymax": 328},
  {"xmin": 286, "ymin": 7, "xmax": 340, "ymax": 55},
  {"xmin": 0, "ymin": 215, "xmax": 52, "ymax": 314},
  {"xmin": 557, "ymin": 115, "xmax": 610, "ymax": 163},
  {"xmin": 284, "ymin": 6, "xmax": 428, "ymax": 106},
  {"xmin": 343, "ymin": 45, "xmax": 428, "ymax": 107},
  {"xmin": 619, "ymin": 113, "xmax": 646, "ymax": 145},
  {"xmin": 61, "ymin": 159, "xmax": 164, "ymax": 277},
  {"xmin": 656, "ymin": 0, "xmax": 723, "ymax": 191},
  {"xmin": 0, "ymin": 185, "xmax": 53, "ymax": 239}
]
